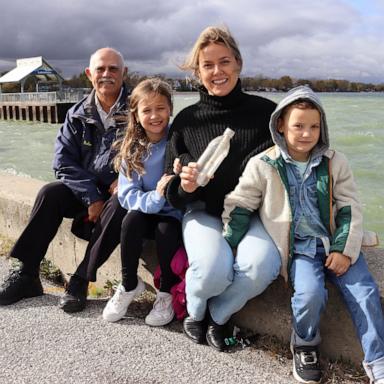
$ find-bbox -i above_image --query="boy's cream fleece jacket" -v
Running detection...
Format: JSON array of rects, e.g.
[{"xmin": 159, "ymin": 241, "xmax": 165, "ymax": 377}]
[{"xmin": 222, "ymin": 145, "xmax": 364, "ymax": 281}]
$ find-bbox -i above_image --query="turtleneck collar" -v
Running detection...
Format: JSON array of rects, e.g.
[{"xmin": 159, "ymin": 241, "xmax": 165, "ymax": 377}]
[{"xmin": 198, "ymin": 79, "xmax": 245, "ymax": 109}]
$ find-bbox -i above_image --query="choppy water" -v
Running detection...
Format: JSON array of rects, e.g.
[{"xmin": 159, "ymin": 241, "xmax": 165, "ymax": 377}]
[{"xmin": 0, "ymin": 92, "xmax": 383, "ymax": 245}]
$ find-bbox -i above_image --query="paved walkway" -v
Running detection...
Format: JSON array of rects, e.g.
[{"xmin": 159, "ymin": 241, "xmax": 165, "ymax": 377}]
[{"xmin": 0, "ymin": 256, "xmax": 362, "ymax": 384}]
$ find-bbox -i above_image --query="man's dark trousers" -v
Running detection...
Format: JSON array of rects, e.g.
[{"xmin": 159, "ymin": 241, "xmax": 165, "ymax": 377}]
[{"xmin": 10, "ymin": 181, "xmax": 126, "ymax": 281}]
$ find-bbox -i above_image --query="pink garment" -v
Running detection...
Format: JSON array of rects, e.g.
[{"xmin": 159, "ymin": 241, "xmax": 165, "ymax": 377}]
[{"xmin": 153, "ymin": 246, "xmax": 188, "ymax": 320}]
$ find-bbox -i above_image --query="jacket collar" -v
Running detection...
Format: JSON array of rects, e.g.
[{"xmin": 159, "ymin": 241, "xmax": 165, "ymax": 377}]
[
  {"xmin": 261, "ymin": 145, "xmax": 335, "ymax": 163},
  {"xmin": 74, "ymin": 83, "xmax": 129, "ymax": 127},
  {"xmin": 198, "ymin": 79, "xmax": 246, "ymax": 109}
]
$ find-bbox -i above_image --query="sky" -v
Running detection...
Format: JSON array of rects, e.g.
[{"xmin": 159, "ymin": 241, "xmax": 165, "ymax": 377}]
[{"xmin": 1, "ymin": 0, "xmax": 384, "ymax": 83}]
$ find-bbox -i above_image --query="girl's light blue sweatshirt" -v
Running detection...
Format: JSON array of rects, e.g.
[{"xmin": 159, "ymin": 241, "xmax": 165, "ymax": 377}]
[{"xmin": 118, "ymin": 135, "xmax": 182, "ymax": 221}]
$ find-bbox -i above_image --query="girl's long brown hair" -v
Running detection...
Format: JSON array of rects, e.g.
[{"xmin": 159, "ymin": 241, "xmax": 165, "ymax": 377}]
[{"xmin": 113, "ymin": 78, "xmax": 173, "ymax": 179}]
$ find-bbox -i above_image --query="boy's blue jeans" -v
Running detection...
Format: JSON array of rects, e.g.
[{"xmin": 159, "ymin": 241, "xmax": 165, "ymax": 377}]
[
  {"xmin": 290, "ymin": 242, "xmax": 384, "ymax": 379},
  {"xmin": 182, "ymin": 204, "xmax": 281, "ymax": 325}
]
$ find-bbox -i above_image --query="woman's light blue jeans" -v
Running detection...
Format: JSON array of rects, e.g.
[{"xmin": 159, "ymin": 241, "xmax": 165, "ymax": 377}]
[
  {"xmin": 290, "ymin": 243, "xmax": 384, "ymax": 380},
  {"xmin": 182, "ymin": 203, "xmax": 281, "ymax": 325}
]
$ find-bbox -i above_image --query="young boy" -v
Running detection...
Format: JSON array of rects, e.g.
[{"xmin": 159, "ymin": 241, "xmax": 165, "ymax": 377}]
[{"xmin": 222, "ymin": 86, "xmax": 384, "ymax": 384}]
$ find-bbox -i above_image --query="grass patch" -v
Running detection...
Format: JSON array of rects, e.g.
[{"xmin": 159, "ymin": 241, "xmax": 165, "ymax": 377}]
[
  {"xmin": 40, "ymin": 259, "xmax": 64, "ymax": 286},
  {"xmin": 0, "ymin": 235, "xmax": 13, "ymax": 257},
  {"xmin": 103, "ymin": 278, "xmax": 121, "ymax": 297},
  {"xmin": 88, "ymin": 283, "xmax": 108, "ymax": 298}
]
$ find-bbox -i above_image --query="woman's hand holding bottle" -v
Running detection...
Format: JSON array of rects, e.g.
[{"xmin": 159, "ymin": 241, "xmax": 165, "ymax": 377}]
[{"xmin": 180, "ymin": 162, "xmax": 200, "ymax": 193}]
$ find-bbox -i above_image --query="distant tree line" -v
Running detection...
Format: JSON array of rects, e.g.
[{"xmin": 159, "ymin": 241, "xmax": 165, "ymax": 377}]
[
  {"xmin": 63, "ymin": 72, "xmax": 384, "ymax": 92},
  {"xmin": 1, "ymin": 69, "xmax": 383, "ymax": 93},
  {"xmin": 240, "ymin": 75, "xmax": 384, "ymax": 92}
]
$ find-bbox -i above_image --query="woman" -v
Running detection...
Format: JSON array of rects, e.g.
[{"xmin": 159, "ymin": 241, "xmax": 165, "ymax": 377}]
[{"xmin": 165, "ymin": 26, "xmax": 281, "ymax": 351}]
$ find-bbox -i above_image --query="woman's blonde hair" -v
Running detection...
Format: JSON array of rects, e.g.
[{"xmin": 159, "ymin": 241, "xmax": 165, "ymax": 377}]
[
  {"xmin": 113, "ymin": 78, "xmax": 173, "ymax": 179},
  {"xmin": 181, "ymin": 25, "xmax": 243, "ymax": 78}
]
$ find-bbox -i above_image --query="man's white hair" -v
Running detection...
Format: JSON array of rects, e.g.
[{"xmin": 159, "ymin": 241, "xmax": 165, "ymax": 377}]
[{"xmin": 88, "ymin": 47, "xmax": 125, "ymax": 72}]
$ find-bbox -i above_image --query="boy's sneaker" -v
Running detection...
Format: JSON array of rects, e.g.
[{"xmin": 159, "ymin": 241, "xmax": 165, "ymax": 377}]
[
  {"xmin": 291, "ymin": 344, "xmax": 322, "ymax": 384},
  {"xmin": 363, "ymin": 360, "xmax": 384, "ymax": 383},
  {"xmin": 0, "ymin": 269, "xmax": 43, "ymax": 305},
  {"xmin": 145, "ymin": 292, "xmax": 174, "ymax": 326},
  {"xmin": 102, "ymin": 278, "xmax": 145, "ymax": 322}
]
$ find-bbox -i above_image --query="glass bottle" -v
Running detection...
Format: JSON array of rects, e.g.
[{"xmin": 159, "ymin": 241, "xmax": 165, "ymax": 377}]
[{"xmin": 196, "ymin": 128, "xmax": 235, "ymax": 187}]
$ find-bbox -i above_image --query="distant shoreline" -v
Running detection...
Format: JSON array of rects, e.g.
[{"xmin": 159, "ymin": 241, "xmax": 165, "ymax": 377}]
[{"xmin": 173, "ymin": 90, "xmax": 384, "ymax": 94}]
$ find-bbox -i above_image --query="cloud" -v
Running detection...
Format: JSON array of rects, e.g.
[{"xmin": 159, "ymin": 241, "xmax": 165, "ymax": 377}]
[{"xmin": 0, "ymin": 0, "xmax": 383, "ymax": 83}]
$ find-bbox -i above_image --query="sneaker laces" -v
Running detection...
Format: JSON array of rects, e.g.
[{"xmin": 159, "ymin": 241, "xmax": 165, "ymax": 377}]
[
  {"xmin": 110, "ymin": 286, "xmax": 126, "ymax": 306},
  {"xmin": 153, "ymin": 294, "xmax": 171, "ymax": 311}
]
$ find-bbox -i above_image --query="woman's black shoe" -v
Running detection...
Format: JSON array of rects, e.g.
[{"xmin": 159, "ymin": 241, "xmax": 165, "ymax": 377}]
[
  {"xmin": 206, "ymin": 318, "xmax": 227, "ymax": 352},
  {"xmin": 183, "ymin": 316, "xmax": 207, "ymax": 344}
]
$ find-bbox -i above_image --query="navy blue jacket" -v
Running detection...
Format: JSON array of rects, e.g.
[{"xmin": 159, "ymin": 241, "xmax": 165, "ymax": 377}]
[{"xmin": 53, "ymin": 85, "xmax": 129, "ymax": 206}]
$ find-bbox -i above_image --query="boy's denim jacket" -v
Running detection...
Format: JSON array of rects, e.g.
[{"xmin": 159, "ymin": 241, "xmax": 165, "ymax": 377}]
[
  {"xmin": 284, "ymin": 153, "xmax": 330, "ymax": 258},
  {"xmin": 222, "ymin": 145, "xmax": 365, "ymax": 281}
]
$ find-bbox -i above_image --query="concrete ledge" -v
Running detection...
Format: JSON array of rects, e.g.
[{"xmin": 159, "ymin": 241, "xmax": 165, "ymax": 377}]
[{"xmin": 0, "ymin": 172, "xmax": 383, "ymax": 365}]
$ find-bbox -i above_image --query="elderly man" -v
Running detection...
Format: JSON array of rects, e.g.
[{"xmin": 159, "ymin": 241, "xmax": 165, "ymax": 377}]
[{"xmin": 0, "ymin": 47, "xmax": 129, "ymax": 313}]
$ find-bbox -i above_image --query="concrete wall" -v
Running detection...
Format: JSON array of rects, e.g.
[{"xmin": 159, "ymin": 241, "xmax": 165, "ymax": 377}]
[{"xmin": 0, "ymin": 172, "xmax": 383, "ymax": 365}]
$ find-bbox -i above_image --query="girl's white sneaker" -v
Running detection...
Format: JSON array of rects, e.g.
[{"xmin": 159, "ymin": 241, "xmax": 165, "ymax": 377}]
[
  {"xmin": 145, "ymin": 292, "xmax": 174, "ymax": 326},
  {"xmin": 103, "ymin": 278, "xmax": 145, "ymax": 322}
]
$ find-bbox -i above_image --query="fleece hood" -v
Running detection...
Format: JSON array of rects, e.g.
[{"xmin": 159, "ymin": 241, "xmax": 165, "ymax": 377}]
[{"xmin": 269, "ymin": 85, "xmax": 329, "ymax": 159}]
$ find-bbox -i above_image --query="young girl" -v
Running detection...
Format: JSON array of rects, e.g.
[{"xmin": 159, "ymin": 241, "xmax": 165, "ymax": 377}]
[{"xmin": 103, "ymin": 78, "xmax": 182, "ymax": 327}]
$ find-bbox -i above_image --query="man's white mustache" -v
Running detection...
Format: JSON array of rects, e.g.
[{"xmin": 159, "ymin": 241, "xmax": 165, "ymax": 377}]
[{"xmin": 98, "ymin": 78, "xmax": 115, "ymax": 84}]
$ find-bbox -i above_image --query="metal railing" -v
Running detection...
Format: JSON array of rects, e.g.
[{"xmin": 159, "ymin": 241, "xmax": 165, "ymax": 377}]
[{"xmin": 0, "ymin": 90, "xmax": 89, "ymax": 104}]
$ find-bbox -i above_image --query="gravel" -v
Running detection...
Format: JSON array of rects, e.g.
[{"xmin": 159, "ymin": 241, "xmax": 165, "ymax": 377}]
[{"xmin": 0, "ymin": 256, "xmax": 362, "ymax": 384}]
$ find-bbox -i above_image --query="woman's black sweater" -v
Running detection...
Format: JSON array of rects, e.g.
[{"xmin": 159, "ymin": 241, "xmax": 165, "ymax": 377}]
[{"xmin": 165, "ymin": 80, "xmax": 276, "ymax": 217}]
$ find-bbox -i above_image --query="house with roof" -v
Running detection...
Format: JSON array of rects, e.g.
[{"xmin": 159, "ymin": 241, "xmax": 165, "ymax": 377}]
[
  {"xmin": 0, "ymin": 57, "xmax": 84, "ymax": 123},
  {"xmin": 0, "ymin": 56, "xmax": 63, "ymax": 93}
]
